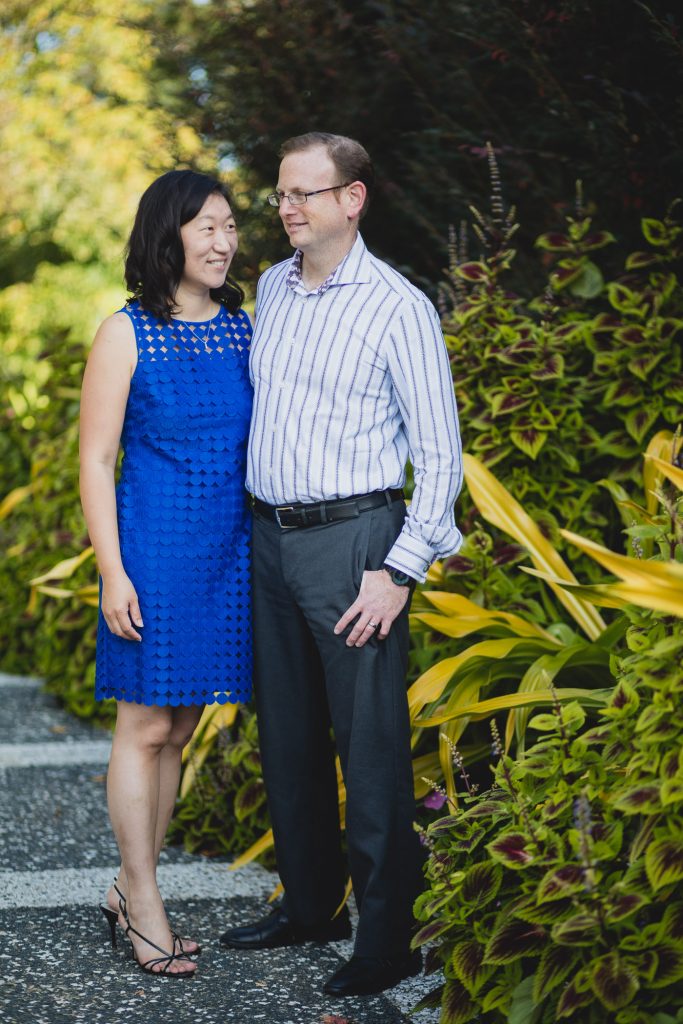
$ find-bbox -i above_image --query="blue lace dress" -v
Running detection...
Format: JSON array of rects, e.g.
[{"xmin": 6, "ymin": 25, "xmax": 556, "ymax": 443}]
[{"xmin": 95, "ymin": 300, "xmax": 253, "ymax": 707}]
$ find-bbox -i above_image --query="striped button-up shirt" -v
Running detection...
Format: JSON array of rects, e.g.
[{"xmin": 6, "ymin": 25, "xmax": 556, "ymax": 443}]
[{"xmin": 246, "ymin": 233, "xmax": 463, "ymax": 581}]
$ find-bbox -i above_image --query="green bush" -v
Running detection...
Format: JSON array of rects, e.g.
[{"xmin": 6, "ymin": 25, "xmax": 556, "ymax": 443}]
[
  {"xmin": 442, "ymin": 155, "xmax": 683, "ymax": 554},
  {"xmin": 413, "ymin": 459, "xmax": 683, "ymax": 1023},
  {"xmin": 167, "ymin": 708, "xmax": 274, "ymax": 866}
]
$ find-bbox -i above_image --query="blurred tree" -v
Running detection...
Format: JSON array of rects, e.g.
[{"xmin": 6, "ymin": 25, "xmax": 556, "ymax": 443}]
[
  {"xmin": 156, "ymin": 0, "xmax": 683, "ymax": 290},
  {"xmin": 0, "ymin": 0, "xmax": 215, "ymax": 496}
]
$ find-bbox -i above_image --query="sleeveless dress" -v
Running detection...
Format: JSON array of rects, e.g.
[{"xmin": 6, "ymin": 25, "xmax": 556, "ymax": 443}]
[{"xmin": 95, "ymin": 300, "xmax": 253, "ymax": 707}]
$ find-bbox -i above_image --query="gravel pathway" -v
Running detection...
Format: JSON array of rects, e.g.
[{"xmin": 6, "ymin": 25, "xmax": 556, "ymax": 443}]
[{"xmin": 0, "ymin": 674, "xmax": 439, "ymax": 1024}]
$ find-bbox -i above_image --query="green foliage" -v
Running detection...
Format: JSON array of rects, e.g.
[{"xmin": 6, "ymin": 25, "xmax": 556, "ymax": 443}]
[
  {"xmin": 167, "ymin": 709, "xmax": 274, "ymax": 865},
  {"xmin": 0, "ymin": 332, "xmax": 102, "ymax": 704},
  {"xmin": 0, "ymin": 0, "xmax": 219, "ymax": 682},
  {"xmin": 443, "ymin": 158, "xmax": 683, "ymax": 553},
  {"xmin": 415, "ymin": 475, "xmax": 683, "ymax": 1022}
]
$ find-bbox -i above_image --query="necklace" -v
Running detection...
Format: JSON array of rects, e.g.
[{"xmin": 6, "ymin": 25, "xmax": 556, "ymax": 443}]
[{"xmin": 174, "ymin": 308, "xmax": 222, "ymax": 352}]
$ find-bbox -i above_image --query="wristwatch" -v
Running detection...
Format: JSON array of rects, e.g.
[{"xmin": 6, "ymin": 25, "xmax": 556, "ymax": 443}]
[{"xmin": 383, "ymin": 564, "xmax": 415, "ymax": 588}]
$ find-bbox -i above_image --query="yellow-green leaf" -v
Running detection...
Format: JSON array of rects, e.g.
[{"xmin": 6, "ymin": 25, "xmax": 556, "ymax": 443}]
[
  {"xmin": 408, "ymin": 637, "xmax": 550, "ymax": 720},
  {"xmin": 417, "ymin": 591, "xmax": 555, "ymax": 640},
  {"xmin": 30, "ymin": 547, "xmax": 95, "ymax": 586},
  {"xmin": 416, "ymin": 688, "xmax": 611, "ymax": 727},
  {"xmin": 34, "ymin": 585, "xmax": 78, "ymax": 600},
  {"xmin": 644, "ymin": 453, "xmax": 683, "ymax": 493},
  {"xmin": 643, "ymin": 430, "xmax": 676, "ymax": 512},
  {"xmin": 0, "ymin": 483, "xmax": 35, "ymax": 521},
  {"xmin": 561, "ymin": 529, "xmax": 683, "ymax": 586},
  {"xmin": 463, "ymin": 454, "xmax": 606, "ymax": 638},
  {"xmin": 230, "ymin": 828, "xmax": 275, "ymax": 869},
  {"xmin": 521, "ymin": 568, "xmax": 630, "ymax": 609}
]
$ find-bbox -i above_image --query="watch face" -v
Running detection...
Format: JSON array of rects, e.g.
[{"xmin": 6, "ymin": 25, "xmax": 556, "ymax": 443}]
[{"xmin": 391, "ymin": 570, "xmax": 411, "ymax": 586}]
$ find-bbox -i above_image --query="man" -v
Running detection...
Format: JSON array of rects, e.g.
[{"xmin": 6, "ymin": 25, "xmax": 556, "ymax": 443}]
[{"xmin": 220, "ymin": 132, "xmax": 463, "ymax": 997}]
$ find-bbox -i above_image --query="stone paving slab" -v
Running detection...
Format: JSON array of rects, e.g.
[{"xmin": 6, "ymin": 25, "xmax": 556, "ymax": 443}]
[
  {"xmin": 0, "ymin": 679, "xmax": 110, "ymax": 744},
  {"xmin": 0, "ymin": 861, "xmax": 274, "ymax": 910},
  {"xmin": 0, "ymin": 763, "xmax": 121, "ymax": 870},
  {"xmin": 0, "ymin": 901, "xmax": 423, "ymax": 1024},
  {"xmin": 0, "ymin": 673, "xmax": 439, "ymax": 1024},
  {"xmin": 0, "ymin": 740, "xmax": 112, "ymax": 768}
]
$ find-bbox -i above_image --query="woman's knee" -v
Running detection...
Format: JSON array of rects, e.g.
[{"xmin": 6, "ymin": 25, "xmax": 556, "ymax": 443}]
[
  {"xmin": 166, "ymin": 707, "xmax": 202, "ymax": 750},
  {"xmin": 114, "ymin": 702, "xmax": 174, "ymax": 752}
]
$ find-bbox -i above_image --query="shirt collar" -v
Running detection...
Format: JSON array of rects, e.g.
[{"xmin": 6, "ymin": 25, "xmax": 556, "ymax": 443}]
[{"xmin": 286, "ymin": 233, "xmax": 371, "ymax": 296}]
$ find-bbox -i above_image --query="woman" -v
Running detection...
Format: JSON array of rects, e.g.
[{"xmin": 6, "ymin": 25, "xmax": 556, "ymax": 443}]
[{"xmin": 80, "ymin": 170, "xmax": 252, "ymax": 976}]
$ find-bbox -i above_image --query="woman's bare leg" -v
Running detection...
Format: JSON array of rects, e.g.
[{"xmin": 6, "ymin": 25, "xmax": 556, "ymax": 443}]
[
  {"xmin": 108, "ymin": 704, "xmax": 204, "ymax": 952},
  {"xmin": 106, "ymin": 700, "xmax": 196, "ymax": 974}
]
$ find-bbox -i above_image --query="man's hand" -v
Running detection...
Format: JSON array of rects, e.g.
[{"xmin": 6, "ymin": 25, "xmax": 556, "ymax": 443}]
[{"xmin": 334, "ymin": 569, "xmax": 411, "ymax": 648}]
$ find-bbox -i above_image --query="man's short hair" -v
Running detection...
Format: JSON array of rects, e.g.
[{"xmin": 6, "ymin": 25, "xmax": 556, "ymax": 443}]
[{"xmin": 279, "ymin": 132, "xmax": 375, "ymax": 219}]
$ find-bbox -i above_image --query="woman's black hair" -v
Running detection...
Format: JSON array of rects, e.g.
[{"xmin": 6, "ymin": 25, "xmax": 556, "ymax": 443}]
[{"xmin": 124, "ymin": 170, "xmax": 244, "ymax": 320}]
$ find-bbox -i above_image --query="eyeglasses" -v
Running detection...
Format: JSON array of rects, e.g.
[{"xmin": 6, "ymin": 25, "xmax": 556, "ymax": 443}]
[{"xmin": 266, "ymin": 183, "xmax": 351, "ymax": 207}]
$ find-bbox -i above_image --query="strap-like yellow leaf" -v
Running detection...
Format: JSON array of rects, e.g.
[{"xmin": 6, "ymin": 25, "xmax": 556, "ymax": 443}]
[
  {"xmin": 426, "ymin": 561, "xmax": 444, "ymax": 585},
  {"xmin": 332, "ymin": 879, "xmax": 353, "ymax": 917},
  {"xmin": 419, "ymin": 592, "xmax": 556, "ymax": 640},
  {"xmin": 521, "ymin": 568, "xmax": 630, "ymax": 608},
  {"xmin": 0, "ymin": 483, "xmax": 34, "ymax": 520},
  {"xmin": 601, "ymin": 580, "xmax": 683, "ymax": 619},
  {"xmin": 179, "ymin": 745, "xmax": 212, "ymax": 798},
  {"xmin": 415, "ymin": 610, "xmax": 553, "ymax": 641},
  {"xmin": 463, "ymin": 454, "xmax": 606, "ymax": 639},
  {"xmin": 413, "ymin": 752, "xmax": 441, "ymax": 798},
  {"xmin": 644, "ymin": 453, "xmax": 683, "ymax": 492},
  {"xmin": 230, "ymin": 828, "xmax": 274, "ymax": 869},
  {"xmin": 267, "ymin": 881, "xmax": 284, "ymax": 903},
  {"xmin": 408, "ymin": 637, "xmax": 549, "ymax": 719},
  {"xmin": 643, "ymin": 431, "xmax": 676, "ymax": 511},
  {"xmin": 561, "ymin": 529, "xmax": 683, "ymax": 585},
  {"xmin": 30, "ymin": 547, "xmax": 95, "ymax": 585},
  {"xmin": 416, "ymin": 687, "xmax": 611, "ymax": 727},
  {"xmin": 34, "ymin": 585, "xmax": 78, "ymax": 599}
]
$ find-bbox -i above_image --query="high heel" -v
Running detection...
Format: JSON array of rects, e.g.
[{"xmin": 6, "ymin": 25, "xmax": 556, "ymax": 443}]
[
  {"xmin": 99, "ymin": 903, "xmax": 119, "ymax": 948},
  {"xmin": 122, "ymin": 914, "xmax": 197, "ymax": 977},
  {"xmin": 101, "ymin": 876, "xmax": 202, "ymax": 954}
]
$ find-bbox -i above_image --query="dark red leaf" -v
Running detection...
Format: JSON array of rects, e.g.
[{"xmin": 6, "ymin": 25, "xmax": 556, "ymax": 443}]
[{"xmin": 483, "ymin": 917, "xmax": 547, "ymax": 964}]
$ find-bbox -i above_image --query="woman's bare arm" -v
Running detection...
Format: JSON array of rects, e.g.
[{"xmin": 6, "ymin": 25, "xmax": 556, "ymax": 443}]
[{"xmin": 79, "ymin": 312, "xmax": 142, "ymax": 640}]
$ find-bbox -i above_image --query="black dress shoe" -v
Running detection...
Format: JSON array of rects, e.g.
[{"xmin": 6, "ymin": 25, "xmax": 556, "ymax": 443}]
[
  {"xmin": 323, "ymin": 951, "xmax": 422, "ymax": 996},
  {"xmin": 219, "ymin": 906, "xmax": 351, "ymax": 949}
]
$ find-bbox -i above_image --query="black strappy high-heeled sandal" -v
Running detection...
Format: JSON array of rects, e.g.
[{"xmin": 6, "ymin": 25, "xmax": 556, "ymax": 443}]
[
  {"xmin": 99, "ymin": 879, "xmax": 202, "ymax": 955},
  {"xmin": 99, "ymin": 903, "xmax": 119, "ymax": 948},
  {"xmin": 123, "ymin": 914, "xmax": 197, "ymax": 977},
  {"xmin": 99, "ymin": 880, "xmax": 127, "ymax": 949}
]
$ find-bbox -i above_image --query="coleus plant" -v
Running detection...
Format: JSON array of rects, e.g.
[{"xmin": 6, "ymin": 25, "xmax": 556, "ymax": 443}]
[{"xmin": 413, "ymin": 437, "xmax": 683, "ymax": 1024}]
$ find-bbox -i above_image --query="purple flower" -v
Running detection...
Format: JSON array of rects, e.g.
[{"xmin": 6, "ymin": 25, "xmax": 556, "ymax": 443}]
[{"xmin": 424, "ymin": 791, "xmax": 448, "ymax": 810}]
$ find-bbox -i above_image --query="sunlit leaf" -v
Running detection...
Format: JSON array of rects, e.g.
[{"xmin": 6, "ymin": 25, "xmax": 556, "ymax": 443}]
[
  {"xmin": 463, "ymin": 454, "xmax": 606, "ymax": 638},
  {"xmin": 0, "ymin": 482, "xmax": 35, "ymax": 520},
  {"xmin": 416, "ymin": 687, "xmax": 611, "ymax": 727},
  {"xmin": 30, "ymin": 546, "xmax": 95, "ymax": 585},
  {"xmin": 644, "ymin": 453, "xmax": 683, "ymax": 492}
]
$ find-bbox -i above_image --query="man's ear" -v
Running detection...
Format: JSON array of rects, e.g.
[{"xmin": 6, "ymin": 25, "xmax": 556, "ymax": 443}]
[{"xmin": 345, "ymin": 180, "xmax": 367, "ymax": 221}]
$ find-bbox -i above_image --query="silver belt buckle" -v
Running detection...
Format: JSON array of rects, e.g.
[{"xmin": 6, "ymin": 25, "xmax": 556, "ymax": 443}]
[{"xmin": 275, "ymin": 505, "xmax": 296, "ymax": 528}]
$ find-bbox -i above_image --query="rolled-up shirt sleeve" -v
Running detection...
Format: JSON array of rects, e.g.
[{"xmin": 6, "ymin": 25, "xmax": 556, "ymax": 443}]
[{"xmin": 383, "ymin": 298, "xmax": 463, "ymax": 582}]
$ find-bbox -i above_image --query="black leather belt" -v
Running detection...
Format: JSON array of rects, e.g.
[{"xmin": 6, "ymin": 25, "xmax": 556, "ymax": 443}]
[{"xmin": 253, "ymin": 489, "xmax": 404, "ymax": 529}]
